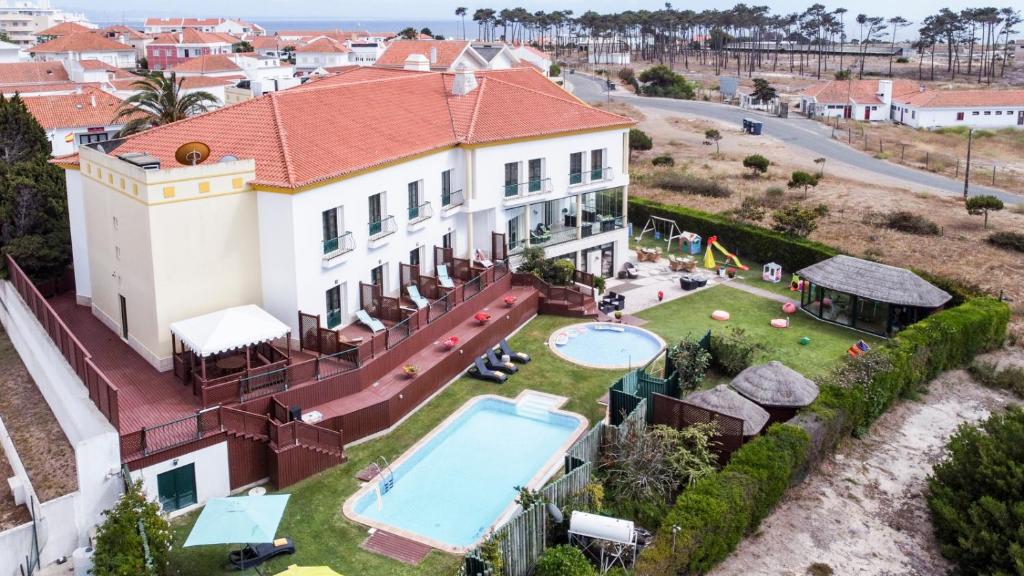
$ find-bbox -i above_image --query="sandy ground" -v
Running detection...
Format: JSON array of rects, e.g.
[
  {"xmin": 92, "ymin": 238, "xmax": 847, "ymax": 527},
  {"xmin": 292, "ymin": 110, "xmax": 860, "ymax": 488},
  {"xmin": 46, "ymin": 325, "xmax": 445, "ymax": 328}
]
[
  {"xmin": 595, "ymin": 100, "xmax": 1024, "ymax": 315},
  {"xmin": 710, "ymin": 371, "xmax": 1019, "ymax": 576},
  {"xmin": 0, "ymin": 328, "xmax": 77, "ymax": 502}
]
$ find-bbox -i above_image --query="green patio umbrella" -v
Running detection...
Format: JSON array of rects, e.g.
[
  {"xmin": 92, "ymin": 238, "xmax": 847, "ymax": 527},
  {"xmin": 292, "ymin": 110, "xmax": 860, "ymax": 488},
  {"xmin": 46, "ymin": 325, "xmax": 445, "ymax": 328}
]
[{"xmin": 184, "ymin": 495, "xmax": 290, "ymax": 547}]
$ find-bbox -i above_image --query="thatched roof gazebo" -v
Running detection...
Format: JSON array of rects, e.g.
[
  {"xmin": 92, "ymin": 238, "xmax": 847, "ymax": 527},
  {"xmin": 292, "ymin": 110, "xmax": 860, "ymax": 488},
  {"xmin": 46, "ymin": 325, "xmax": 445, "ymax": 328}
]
[
  {"xmin": 797, "ymin": 255, "xmax": 951, "ymax": 336},
  {"xmin": 730, "ymin": 361, "xmax": 819, "ymax": 424},
  {"xmin": 684, "ymin": 384, "xmax": 770, "ymax": 437}
]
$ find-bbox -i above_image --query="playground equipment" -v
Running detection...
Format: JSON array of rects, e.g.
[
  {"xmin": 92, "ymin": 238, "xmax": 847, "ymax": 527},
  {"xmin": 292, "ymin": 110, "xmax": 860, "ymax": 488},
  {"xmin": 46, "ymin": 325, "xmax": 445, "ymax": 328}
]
[
  {"xmin": 763, "ymin": 262, "xmax": 782, "ymax": 283},
  {"xmin": 636, "ymin": 216, "xmax": 688, "ymax": 252},
  {"xmin": 782, "ymin": 302, "xmax": 797, "ymax": 315},
  {"xmin": 790, "ymin": 274, "xmax": 805, "ymax": 292},
  {"xmin": 847, "ymin": 340, "xmax": 871, "ymax": 358},
  {"xmin": 678, "ymin": 231, "xmax": 703, "ymax": 255},
  {"xmin": 703, "ymin": 236, "xmax": 749, "ymax": 271}
]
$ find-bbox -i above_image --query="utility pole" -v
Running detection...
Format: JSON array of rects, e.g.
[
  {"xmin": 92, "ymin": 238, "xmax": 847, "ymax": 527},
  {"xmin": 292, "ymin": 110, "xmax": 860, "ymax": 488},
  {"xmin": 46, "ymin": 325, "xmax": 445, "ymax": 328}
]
[{"xmin": 963, "ymin": 128, "xmax": 973, "ymax": 199}]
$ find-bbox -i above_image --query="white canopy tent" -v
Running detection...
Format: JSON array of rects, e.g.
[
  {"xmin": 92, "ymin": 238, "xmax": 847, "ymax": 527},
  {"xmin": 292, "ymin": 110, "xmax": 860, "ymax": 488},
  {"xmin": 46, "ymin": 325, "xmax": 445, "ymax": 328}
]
[
  {"xmin": 170, "ymin": 305, "xmax": 290, "ymax": 357},
  {"xmin": 169, "ymin": 305, "xmax": 292, "ymax": 386}
]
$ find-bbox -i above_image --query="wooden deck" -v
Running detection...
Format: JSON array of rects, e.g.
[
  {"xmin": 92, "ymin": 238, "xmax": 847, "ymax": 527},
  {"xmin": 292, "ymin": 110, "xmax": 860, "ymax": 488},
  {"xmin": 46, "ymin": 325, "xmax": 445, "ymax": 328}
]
[
  {"xmin": 48, "ymin": 293, "xmax": 200, "ymax": 433},
  {"xmin": 361, "ymin": 530, "xmax": 432, "ymax": 564}
]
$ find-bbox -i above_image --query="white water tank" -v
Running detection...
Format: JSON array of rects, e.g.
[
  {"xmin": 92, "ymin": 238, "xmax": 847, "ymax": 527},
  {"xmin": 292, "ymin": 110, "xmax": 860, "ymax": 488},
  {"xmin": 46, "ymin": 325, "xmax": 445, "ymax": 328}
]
[
  {"xmin": 73, "ymin": 546, "xmax": 94, "ymax": 576},
  {"xmin": 569, "ymin": 511, "xmax": 635, "ymax": 544}
]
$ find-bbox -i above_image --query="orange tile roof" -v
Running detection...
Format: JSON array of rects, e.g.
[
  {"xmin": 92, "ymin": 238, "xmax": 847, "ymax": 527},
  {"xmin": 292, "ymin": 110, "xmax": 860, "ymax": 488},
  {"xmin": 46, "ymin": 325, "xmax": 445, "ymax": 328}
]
[
  {"xmin": 70, "ymin": 68, "xmax": 631, "ymax": 190},
  {"xmin": 252, "ymin": 36, "xmax": 286, "ymax": 49},
  {"xmin": 296, "ymin": 37, "xmax": 350, "ymax": 54},
  {"xmin": 181, "ymin": 29, "xmax": 234, "ymax": 45},
  {"xmin": 32, "ymin": 32, "xmax": 133, "ymax": 54},
  {"xmin": 801, "ymin": 79, "xmax": 920, "ymax": 104},
  {"xmin": 36, "ymin": 22, "xmax": 92, "ymax": 37},
  {"xmin": 375, "ymin": 40, "xmax": 471, "ymax": 69},
  {"xmin": 20, "ymin": 87, "xmax": 123, "ymax": 129},
  {"xmin": 110, "ymin": 75, "xmax": 237, "ymax": 92},
  {"xmin": 100, "ymin": 25, "xmax": 146, "ymax": 40},
  {"xmin": 170, "ymin": 54, "xmax": 242, "ymax": 73},
  {"xmin": 77, "ymin": 60, "xmax": 136, "ymax": 78},
  {"xmin": 0, "ymin": 61, "xmax": 70, "ymax": 86},
  {"xmin": 893, "ymin": 89, "xmax": 1024, "ymax": 108}
]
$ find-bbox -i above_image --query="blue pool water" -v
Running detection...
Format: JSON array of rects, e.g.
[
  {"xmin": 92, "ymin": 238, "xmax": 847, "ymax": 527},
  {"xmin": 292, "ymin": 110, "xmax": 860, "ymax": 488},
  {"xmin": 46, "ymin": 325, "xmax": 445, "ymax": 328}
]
[
  {"xmin": 552, "ymin": 323, "xmax": 665, "ymax": 369},
  {"xmin": 351, "ymin": 397, "xmax": 582, "ymax": 549}
]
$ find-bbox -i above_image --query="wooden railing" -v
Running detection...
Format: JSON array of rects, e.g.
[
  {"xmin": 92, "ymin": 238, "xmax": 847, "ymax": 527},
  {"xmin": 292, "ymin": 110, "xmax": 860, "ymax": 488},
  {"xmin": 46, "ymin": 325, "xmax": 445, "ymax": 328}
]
[
  {"xmin": 221, "ymin": 406, "xmax": 270, "ymax": 440},
  {"xmin": 5, "ymin": 255, "xmax": 120, "ymax": 429},
  {"xmin": 269, "ymin": 419, "xmax": 344, "ymax": 457}
]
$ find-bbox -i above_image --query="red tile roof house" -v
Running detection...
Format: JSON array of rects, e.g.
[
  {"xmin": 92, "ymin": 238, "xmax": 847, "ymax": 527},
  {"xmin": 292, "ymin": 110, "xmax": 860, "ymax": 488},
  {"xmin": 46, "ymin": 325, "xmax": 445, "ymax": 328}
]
[
  {"xmin": 294, "ymin": 37, "xmax": 352, "ymax": 74},
  {"xmin": 891, "ymin": 89, "xmax": 1024, "ymax": 129},
  {"xmin": 21, "ymin": 86, "xmax": 126, "ymax": 155},
  {"xmin": 374, "ymin": 39, "xmax": 490, "ymax": 71},
  {"xmin": 25, "ymin": 66, "xmax": 633, "ymax": 518},
  {"xmin": 146, "ymin": 29, "xmax": 235, "ymax": 71},
  {"xmin": 798, "ymin": 78, "xmax": 920, "ymax": 121},
  {"xmin": 143, "ymin": 17, "xmax": 263, "ymax": 37},
  {"xmin": 30, "ymin": 32, "xmax": 138, "ymax": 69}
]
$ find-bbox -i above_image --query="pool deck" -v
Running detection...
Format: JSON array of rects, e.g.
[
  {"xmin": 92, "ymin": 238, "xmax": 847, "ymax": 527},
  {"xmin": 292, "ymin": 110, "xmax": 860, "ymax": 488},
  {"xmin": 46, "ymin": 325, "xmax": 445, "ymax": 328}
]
[{"xmin": 342, "ymin": 390, "xmax": 587, "ymax": 554}]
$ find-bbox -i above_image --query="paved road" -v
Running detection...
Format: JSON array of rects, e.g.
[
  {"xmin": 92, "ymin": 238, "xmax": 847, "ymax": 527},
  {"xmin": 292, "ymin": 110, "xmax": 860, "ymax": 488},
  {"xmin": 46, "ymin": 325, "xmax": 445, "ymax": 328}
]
[{"xmin": 568, "ymin": 73, "xmax": 1023, "ymax": 204}]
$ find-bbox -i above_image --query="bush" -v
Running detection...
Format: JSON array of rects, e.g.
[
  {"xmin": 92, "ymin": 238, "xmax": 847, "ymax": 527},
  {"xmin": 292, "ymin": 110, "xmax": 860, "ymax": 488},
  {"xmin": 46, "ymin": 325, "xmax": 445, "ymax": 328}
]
[
  {"xmin": 882, "ymin": 211, "xmax": 940, "ymax": 236},
  {"xmin": 771, "ymin": 205, "xmax": 823, "ymax": 238},
  {"xmin": 629, "ymin": 128, "xmax": 653, "ymax": 151},
  {"xmin": 733, "ymin": 196, "xmax": 766, "ymax": 222},
  {"xmin": 965, "ymin": 195, "xmax": 1004, "ymax": 228},
  {"xmin": 92, "ymin": 480, "xmax": 172, "ymax": 576},
  {"xmin": 896, "ymin": 56, "xmax": 910, "ymax": 63},
  {"xmin": 669, "ymin": 338, "xmax": 711, "ymax": 391},
  {"xmin": 927, "ymin": 408, "xmax": 1024, "ymax": 575},
  {"xmin": 763, "ymin": 186, "xmax": 786, "ymax": 208},
  {"xmin": 628, "ymin": 198, "xmax": 840, "ymax": 272},
  {"xmin": 638, "ymin": 65, "xmax": 695, "ymax": 99},
  {"xmin": 986, "ymin": 231, "xmax": 1024, "ymax": 253},
  {"xmin": 787, "ymin": 170, "xmax": 819, "ymax": 198},
  {"xmin": 649, "ymin": 171, "xmax": 732, "ymax": 198},
  {"xmin": 517, "ymin": 246, "xmax": 575, "ymax": 285},
  {"xmin": 635, "ymin": 425, "xmax": 810, "ymax": 575},
  {"xmin": 536, "ymin": 545, "xmax": 596, "ymax": 576},
  {"xmin": 549, "ymin": 62, "xmax": 562, "ymax": 77},
  {"xmin": 651, "ymin": 154, "xmax": 675, "ymax": 166},
  {"xmin": 834, "ymin": 69, "xmax": 851, "ymax": 80},
  {"xmin": 710, "ymin": 326, "xmax": 761, "ymax": 376},
  {"xmin": 617, "ymin": 67, "xmax": 635, "ymax": 84},
  {"xmin": 969, "ymin": 358, "xmax": 1024, "ymax": 397},
  {"xmin": 742, "ymin": 154, "xmax": 770, "ymax": 176}
]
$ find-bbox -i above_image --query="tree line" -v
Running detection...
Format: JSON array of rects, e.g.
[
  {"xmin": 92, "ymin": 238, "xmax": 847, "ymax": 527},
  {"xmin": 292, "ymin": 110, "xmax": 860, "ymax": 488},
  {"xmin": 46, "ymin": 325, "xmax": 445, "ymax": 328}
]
[{"xmin": 452, "ymin": 4, "xmax": 1020, "ymax": 83}]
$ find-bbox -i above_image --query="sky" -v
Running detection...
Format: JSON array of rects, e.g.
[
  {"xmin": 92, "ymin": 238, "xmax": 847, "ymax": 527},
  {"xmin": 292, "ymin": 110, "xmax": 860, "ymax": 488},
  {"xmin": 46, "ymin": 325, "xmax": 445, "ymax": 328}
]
[{"xmin": 63, "ymin": 0, "xmax": 996, "ymax": 25}]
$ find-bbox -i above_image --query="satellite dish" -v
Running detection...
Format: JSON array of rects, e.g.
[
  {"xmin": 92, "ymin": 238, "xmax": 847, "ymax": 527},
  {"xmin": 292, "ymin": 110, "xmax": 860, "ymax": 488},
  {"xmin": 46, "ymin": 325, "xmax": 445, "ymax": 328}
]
[
  {"xmin": 218, "ymin": 155, "xmax": 239, "ymax": 163},
  {"xmin": 174, "ymin": 141, "xmax": 211, "ymax": 166}
]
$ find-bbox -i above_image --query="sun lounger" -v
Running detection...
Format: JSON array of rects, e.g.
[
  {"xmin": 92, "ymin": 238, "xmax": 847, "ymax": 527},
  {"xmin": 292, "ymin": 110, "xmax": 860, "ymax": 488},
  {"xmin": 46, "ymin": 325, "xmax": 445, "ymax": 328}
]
[
  {"xmin": 339, "ymin": 334, "xmax": 364, "ymax": 346},
  {"xmin": 355, "ymin": 309, "xmax": 385, "ymax": 333},
  {"xmin": 407, "ymin": 285, "xmax": 429, "ymax": 309},
  {"xmin": 437, "ymin": 264, "xmax": 455, "ymax": 289},
  {"xmin": 468, "ymin": 356, "xmax": 507, "ymax": 383},
  {"xmin": 229, "ymin": 537, "xmax": 295, "ymax": 570},
  {"xmin": 485, "ymin": 348, "xmax": 518, "ymax": 374},
  {"xmin": 495, "ymin": 338, "xmax": 530, "ymax": 363}
]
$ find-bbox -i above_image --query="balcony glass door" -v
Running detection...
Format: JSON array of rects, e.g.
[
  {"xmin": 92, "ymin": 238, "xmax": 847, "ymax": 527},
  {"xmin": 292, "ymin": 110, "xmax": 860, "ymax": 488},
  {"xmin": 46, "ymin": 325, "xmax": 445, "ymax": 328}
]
[
  {"xmin": 325, "ymin": 285, "xmax": 342, "ymax": 328},
  {"xmin": 368, "ymin": 193, "xmax": 383, "ymax": 236},
  {"xmin": 590, "ymin": 149, "xmax": 605, "ymax": 181},
  {"xmin": 322, "ymin": 207, "xmax": 339, "ymax": 254},
  {"xmin": 407, "ymin": 181, "xmax": 420, "ymax": 220},
  {"xmin": 504, "ymin": 162, "xmax": 519, "ymax": 197},
  {"xmin": 528, "ymin": 158, "xmax": 543, "ymax": 192},
  {"xmin": 569, "ymin": 152, "xmax": 583, "ymax": 184},
  {"xmin": 441, "ymin": 169, "xmax": 452, "ymax": 206}
]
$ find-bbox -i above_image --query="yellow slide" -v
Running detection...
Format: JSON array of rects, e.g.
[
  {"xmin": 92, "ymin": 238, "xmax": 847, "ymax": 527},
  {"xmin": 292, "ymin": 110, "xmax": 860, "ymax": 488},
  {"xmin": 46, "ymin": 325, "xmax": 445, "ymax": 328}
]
[{"xmin": 703, "ymin": 236, "xmax": 749, "ymax": 271}]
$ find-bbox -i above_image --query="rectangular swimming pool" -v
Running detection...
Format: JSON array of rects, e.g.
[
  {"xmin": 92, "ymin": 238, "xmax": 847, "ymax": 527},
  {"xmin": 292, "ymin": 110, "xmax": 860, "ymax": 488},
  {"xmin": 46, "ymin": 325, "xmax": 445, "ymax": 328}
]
[{"xmin": 344, "ymin": 393, "xmax": 586, "ymax": 552}]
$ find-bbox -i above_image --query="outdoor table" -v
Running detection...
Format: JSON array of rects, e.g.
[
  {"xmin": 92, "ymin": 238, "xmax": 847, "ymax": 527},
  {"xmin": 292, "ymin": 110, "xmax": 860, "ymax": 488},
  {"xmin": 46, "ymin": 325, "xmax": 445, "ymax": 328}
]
[{"xmin": 216, "ymin": 355, "xmax": 246, "ymax": 372}]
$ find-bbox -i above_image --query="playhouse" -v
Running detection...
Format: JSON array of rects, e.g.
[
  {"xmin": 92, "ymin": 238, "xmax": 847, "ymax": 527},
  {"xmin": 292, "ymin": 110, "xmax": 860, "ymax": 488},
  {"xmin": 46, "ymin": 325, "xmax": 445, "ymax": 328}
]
[{"xmin": 762, "ymin": 262, "xmax": 782, "ymax": 283}]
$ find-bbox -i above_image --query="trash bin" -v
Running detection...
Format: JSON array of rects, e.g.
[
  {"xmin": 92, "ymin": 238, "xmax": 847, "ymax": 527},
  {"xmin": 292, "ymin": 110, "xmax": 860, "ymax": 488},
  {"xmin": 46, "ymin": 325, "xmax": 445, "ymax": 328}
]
[
  {"xmin": 742, "ymin": 118, "xmax": 751, "ymax": 133},
  {"xmin": 750, "ymin": 120, "xmax": 764, "ymax": 135}
]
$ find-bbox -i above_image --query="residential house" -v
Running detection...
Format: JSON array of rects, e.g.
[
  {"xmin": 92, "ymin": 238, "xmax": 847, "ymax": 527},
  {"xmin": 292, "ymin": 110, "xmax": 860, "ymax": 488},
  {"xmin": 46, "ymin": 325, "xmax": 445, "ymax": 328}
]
[
  {"xmin": 21, "ymin": 86, "xmax": 125, "ymax": 155},
  {"xmin": 34, "ymin": 20, "xmax": 90, "ymax": 42},
  {"xmin": 143, "ymin": 17, "xmax": 263, "ymax": 37},
  {"xmin": 99, "ymin": 25, "xmax": 152, "ymax": 61},
  {"xmin": 146, "ymin": 29, "xmax": 234, "ymax": 71},
  {"xmin": 0, "ymin": 59, "xmax": 134, "ymax": 96},
  {"xmin": 891, "ymin": 89, "xmax": 1024, "ymax": 129},
  {"xmin": 374, "ymin": 40, "xmax": 489, "ymax": 71},
  {"xmin": 169, "ymin": 52, "xmax": 298, "ymax": 101},
  {"xmin": 251, "ymin": 35, "xmax": 290, "ymax": 60},
  {"xmin": 510, "ymin": 44, "xmax": 553, "ymax": 76},
  {"xmin": 346, "ymin": 40, "xmax": 385, "ymax": 66},
  {"xmin": 30, "ymin": 32, "xmax": 137, "ymax": 68},
  {"xmin": 798, "ymin": 78, "xmax": 920, "ymax": 121},
  {"xmin": 0, "ymin": 38, "xmax": 20, "ymax": 62},
  {"xmin": 470, "ymin": 43, "xmax": 521, "ymax": 70},
  {"xmin": 0, "ymin": 0, "xmax": 92, "ymax": 47},
  {"xmin": 46, "ymin": 66, "xmax": 630, "ymax": 514},
  {"xmin": 294, "ymin": 37, "xmax": 351, "ymax": 73}
]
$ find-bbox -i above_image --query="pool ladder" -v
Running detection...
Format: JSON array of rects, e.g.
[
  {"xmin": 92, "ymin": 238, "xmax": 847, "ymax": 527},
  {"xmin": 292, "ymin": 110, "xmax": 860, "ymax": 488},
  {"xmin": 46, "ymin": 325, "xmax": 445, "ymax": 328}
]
[{"xmin": 377, "ymin": 456, "xmax": 395, "ymax": 495}]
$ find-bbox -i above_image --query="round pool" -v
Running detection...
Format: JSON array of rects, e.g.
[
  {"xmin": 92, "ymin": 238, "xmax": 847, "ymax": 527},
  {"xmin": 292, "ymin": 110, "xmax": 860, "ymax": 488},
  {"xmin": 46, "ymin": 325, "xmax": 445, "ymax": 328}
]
[{"xmin": 548, "ymin": 323, "xmax": 666, "ymax": 370}]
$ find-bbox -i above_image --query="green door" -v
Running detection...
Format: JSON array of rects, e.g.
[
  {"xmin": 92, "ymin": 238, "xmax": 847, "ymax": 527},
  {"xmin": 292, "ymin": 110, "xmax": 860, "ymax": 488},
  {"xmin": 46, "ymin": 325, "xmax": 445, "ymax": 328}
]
[{"xmin": 157, "ymin": 464, "xmax": 197, "ymax": 512}]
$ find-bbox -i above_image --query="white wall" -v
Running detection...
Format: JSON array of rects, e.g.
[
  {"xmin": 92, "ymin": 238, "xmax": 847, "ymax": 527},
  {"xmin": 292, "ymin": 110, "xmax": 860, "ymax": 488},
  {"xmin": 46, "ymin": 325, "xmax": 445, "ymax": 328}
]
[
  {"xmin": 899, "ymin": 105, "xmax": 1024, "ymax": 129},
  {"xmin": 296, "ymin": 51, "xmax": 350, "ymax": 70},
  {"xmin": 65, "ymin": 169, "xmax": 91, "ymax": 304},
  {"xmin": 131, "ymin": 441, "xmax": 230, "ymax": 518}
]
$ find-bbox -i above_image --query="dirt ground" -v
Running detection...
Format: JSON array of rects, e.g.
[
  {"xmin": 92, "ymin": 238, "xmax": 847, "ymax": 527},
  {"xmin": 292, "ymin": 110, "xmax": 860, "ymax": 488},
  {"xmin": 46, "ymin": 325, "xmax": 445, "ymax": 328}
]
[
  {"xmin": 710, "ymin": 369, "xmax": 1020, "ymax": 576},
  {"xmin": 595, "ymin": 100, "xmax": 1024, "ymax": 314},
  {"xmin": 0, "ymin": 328, "xmax": 77, "ymax": 502},
  {"xmin": 0, "ymin": 447, "xmax": 31, "ymax": 530}
]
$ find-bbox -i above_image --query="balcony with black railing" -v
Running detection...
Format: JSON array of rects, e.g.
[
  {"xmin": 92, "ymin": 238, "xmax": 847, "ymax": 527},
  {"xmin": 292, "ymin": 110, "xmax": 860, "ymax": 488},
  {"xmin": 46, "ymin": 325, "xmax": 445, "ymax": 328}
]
[
  {"xmin": 442, "ymin": 189, "xmax": 465, "ymax": 210},
  {"xmin": 368, "ymin": 215, "xmax": 397, "ymax": 242},
  {"xmin": 322, "ymin": 231, "xmax": 355, "ymax": 262},
  {"xmin": 408, "ymin": 201, "xmax": 433, "ymax": 226}
]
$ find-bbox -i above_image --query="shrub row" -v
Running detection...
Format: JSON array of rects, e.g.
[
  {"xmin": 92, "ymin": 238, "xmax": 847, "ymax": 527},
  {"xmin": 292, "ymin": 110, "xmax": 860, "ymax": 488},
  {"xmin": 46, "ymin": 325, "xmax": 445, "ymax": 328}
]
[
  {"xmin": 987, "ymin": 230, "xmax": 1024, "ymax": 253},
  {"xmin": 647, "ymin": 171, "xmax": 732, "ymax": 198},
  {"xmin": 629, "ymin": 198, "xmax": 838, "ymax": 271},
  {"xmin": 635, "ymin": 296, "xmax": 1009, "ymax": 575},
  {"xmin": 635, "ymin": 424, "xmax": 809, "ymax": 575}
]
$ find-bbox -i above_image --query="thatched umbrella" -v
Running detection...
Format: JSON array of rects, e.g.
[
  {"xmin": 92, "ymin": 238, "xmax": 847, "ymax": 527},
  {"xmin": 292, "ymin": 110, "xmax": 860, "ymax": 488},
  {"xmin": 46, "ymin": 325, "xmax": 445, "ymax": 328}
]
[
  {"xmin": 684, "ymin": 385, "xmax": 769, "ymax": 436},
  {"xmin": 730, "ymin": 361, "xmax": 819, "ymax": 424}
]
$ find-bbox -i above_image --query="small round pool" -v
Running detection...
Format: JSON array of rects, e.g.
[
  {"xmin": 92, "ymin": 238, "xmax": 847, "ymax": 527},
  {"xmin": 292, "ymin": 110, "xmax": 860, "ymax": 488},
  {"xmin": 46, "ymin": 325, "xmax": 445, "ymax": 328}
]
[{"xmin": 548, "ymin": 323, "xmax": 666, "ymax": 370}]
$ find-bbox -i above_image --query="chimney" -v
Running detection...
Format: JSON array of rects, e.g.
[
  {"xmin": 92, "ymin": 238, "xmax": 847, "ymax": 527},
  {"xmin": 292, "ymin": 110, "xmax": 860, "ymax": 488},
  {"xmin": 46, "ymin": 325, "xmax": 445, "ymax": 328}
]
[
  {"xmin": 403, "ymin": 53, "xmax": 430, "ymax": 72},
  {"xmin": 429, "ymin": 46, "xmax": 437, "ymax": 64},
  {"xmin": 452, "ymin": 64, "xmax": 477, "ymax": 96},
  {"xmin": 90, "ymin": 93, "xmax": 96, "ymax": 107},
  {"xmin": 876, "ymin": 79, "xmax": 892, "ymax": 107}
]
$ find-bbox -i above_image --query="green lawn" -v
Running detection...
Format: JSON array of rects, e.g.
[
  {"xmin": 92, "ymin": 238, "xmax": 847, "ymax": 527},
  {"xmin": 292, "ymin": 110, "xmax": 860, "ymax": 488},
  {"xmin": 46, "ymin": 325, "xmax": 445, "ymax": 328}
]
[
  {"xmin": 168, "ymin": 287, "xmax": 869, "ymax": 575},
  {"xmin": 168, "ymin": 315, "xmax": 621, "ymax": 576},
  {"xmin": 635, "ymin": 285, "xmax": 879, "ymax": 379}
]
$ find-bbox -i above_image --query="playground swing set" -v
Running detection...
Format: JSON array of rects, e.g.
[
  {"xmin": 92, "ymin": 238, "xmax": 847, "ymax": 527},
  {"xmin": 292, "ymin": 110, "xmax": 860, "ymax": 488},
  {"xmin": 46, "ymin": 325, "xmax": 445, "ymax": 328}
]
[{"xmin": 635, "ymin": 216, "xmax": 702, "ymax": 255}]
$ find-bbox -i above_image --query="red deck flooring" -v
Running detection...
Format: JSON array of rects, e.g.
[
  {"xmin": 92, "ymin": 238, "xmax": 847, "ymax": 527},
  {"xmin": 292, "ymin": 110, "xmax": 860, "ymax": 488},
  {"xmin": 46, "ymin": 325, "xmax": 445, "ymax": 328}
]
[
  {"xmin": 48, "ymin": 293, "xmax": 200, "ymax": 433},
  {"xmin": 361, "ymin": 530, "xmax": 432, "ymax": 564},
  {"xmin": 313, "ymin": 285, "xmax": 535, "ymax": 420}
]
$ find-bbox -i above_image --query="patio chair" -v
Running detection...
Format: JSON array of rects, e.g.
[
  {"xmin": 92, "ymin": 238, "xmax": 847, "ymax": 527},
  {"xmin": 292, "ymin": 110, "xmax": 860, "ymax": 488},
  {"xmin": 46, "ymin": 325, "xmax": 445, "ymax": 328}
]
[
  {"xmin": 495, "ymin": 338, "xmax": 531, "ymax": 364},
  {"xmin": 474, "ymin": 249, "xmax": 494, "ymax": 268},
  {"xmin": 485, "ymin": 348, "xmax": 518, "ymax": 374},
  {"xmin": 530, "ymin": 223, "xmax": 552, "ymax": 244},
  {"xmin": 621, "ymin": 262, "xmax": 639, "ymax": 279},
  {"xmin": 228, "ymin": 537, "xmax": 295, "ymax": 570},
  {"xmin": 355, "ymin": 309, "xmax": 385, "ymax": 333},
  {"xmin": 437, "ymin": 264, "xmax": 455, "ymax": 289},
  {"xmin": 468, "ymin": 356, "xmax": 507, "ymax": 383},
  {"xmin": 407, "ymin": 285, "xmax": 429, "ymax": 309}
]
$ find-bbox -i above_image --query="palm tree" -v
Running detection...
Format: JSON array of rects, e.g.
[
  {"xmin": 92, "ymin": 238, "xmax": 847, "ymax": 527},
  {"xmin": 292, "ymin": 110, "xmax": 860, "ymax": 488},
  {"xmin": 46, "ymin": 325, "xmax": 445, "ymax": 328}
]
[
  {"xmin": 455, "ymin": 7, "xmax": 467, "ymax": 40},
  {"xmin": 113, "ymin": 73, "xmax": 219, "ymax": 137}
]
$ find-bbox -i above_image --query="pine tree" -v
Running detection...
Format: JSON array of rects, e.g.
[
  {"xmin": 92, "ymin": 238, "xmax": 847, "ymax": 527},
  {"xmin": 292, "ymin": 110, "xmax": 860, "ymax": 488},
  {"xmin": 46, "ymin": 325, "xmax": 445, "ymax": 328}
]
[{"xmin": 0, "ymin": 94, "xmax": 51, "ymax": 164}]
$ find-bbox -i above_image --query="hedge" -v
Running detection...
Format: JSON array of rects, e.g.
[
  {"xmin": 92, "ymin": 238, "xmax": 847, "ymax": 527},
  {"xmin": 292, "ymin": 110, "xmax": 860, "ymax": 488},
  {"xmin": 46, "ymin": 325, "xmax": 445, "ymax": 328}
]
[
  {"xmin": 635, "ymin": 297, "xmax": 1009, "ymax": 575},
  {"xmin": 629, "ymin": 198, "xmax": 838, "ymax": 272}
]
